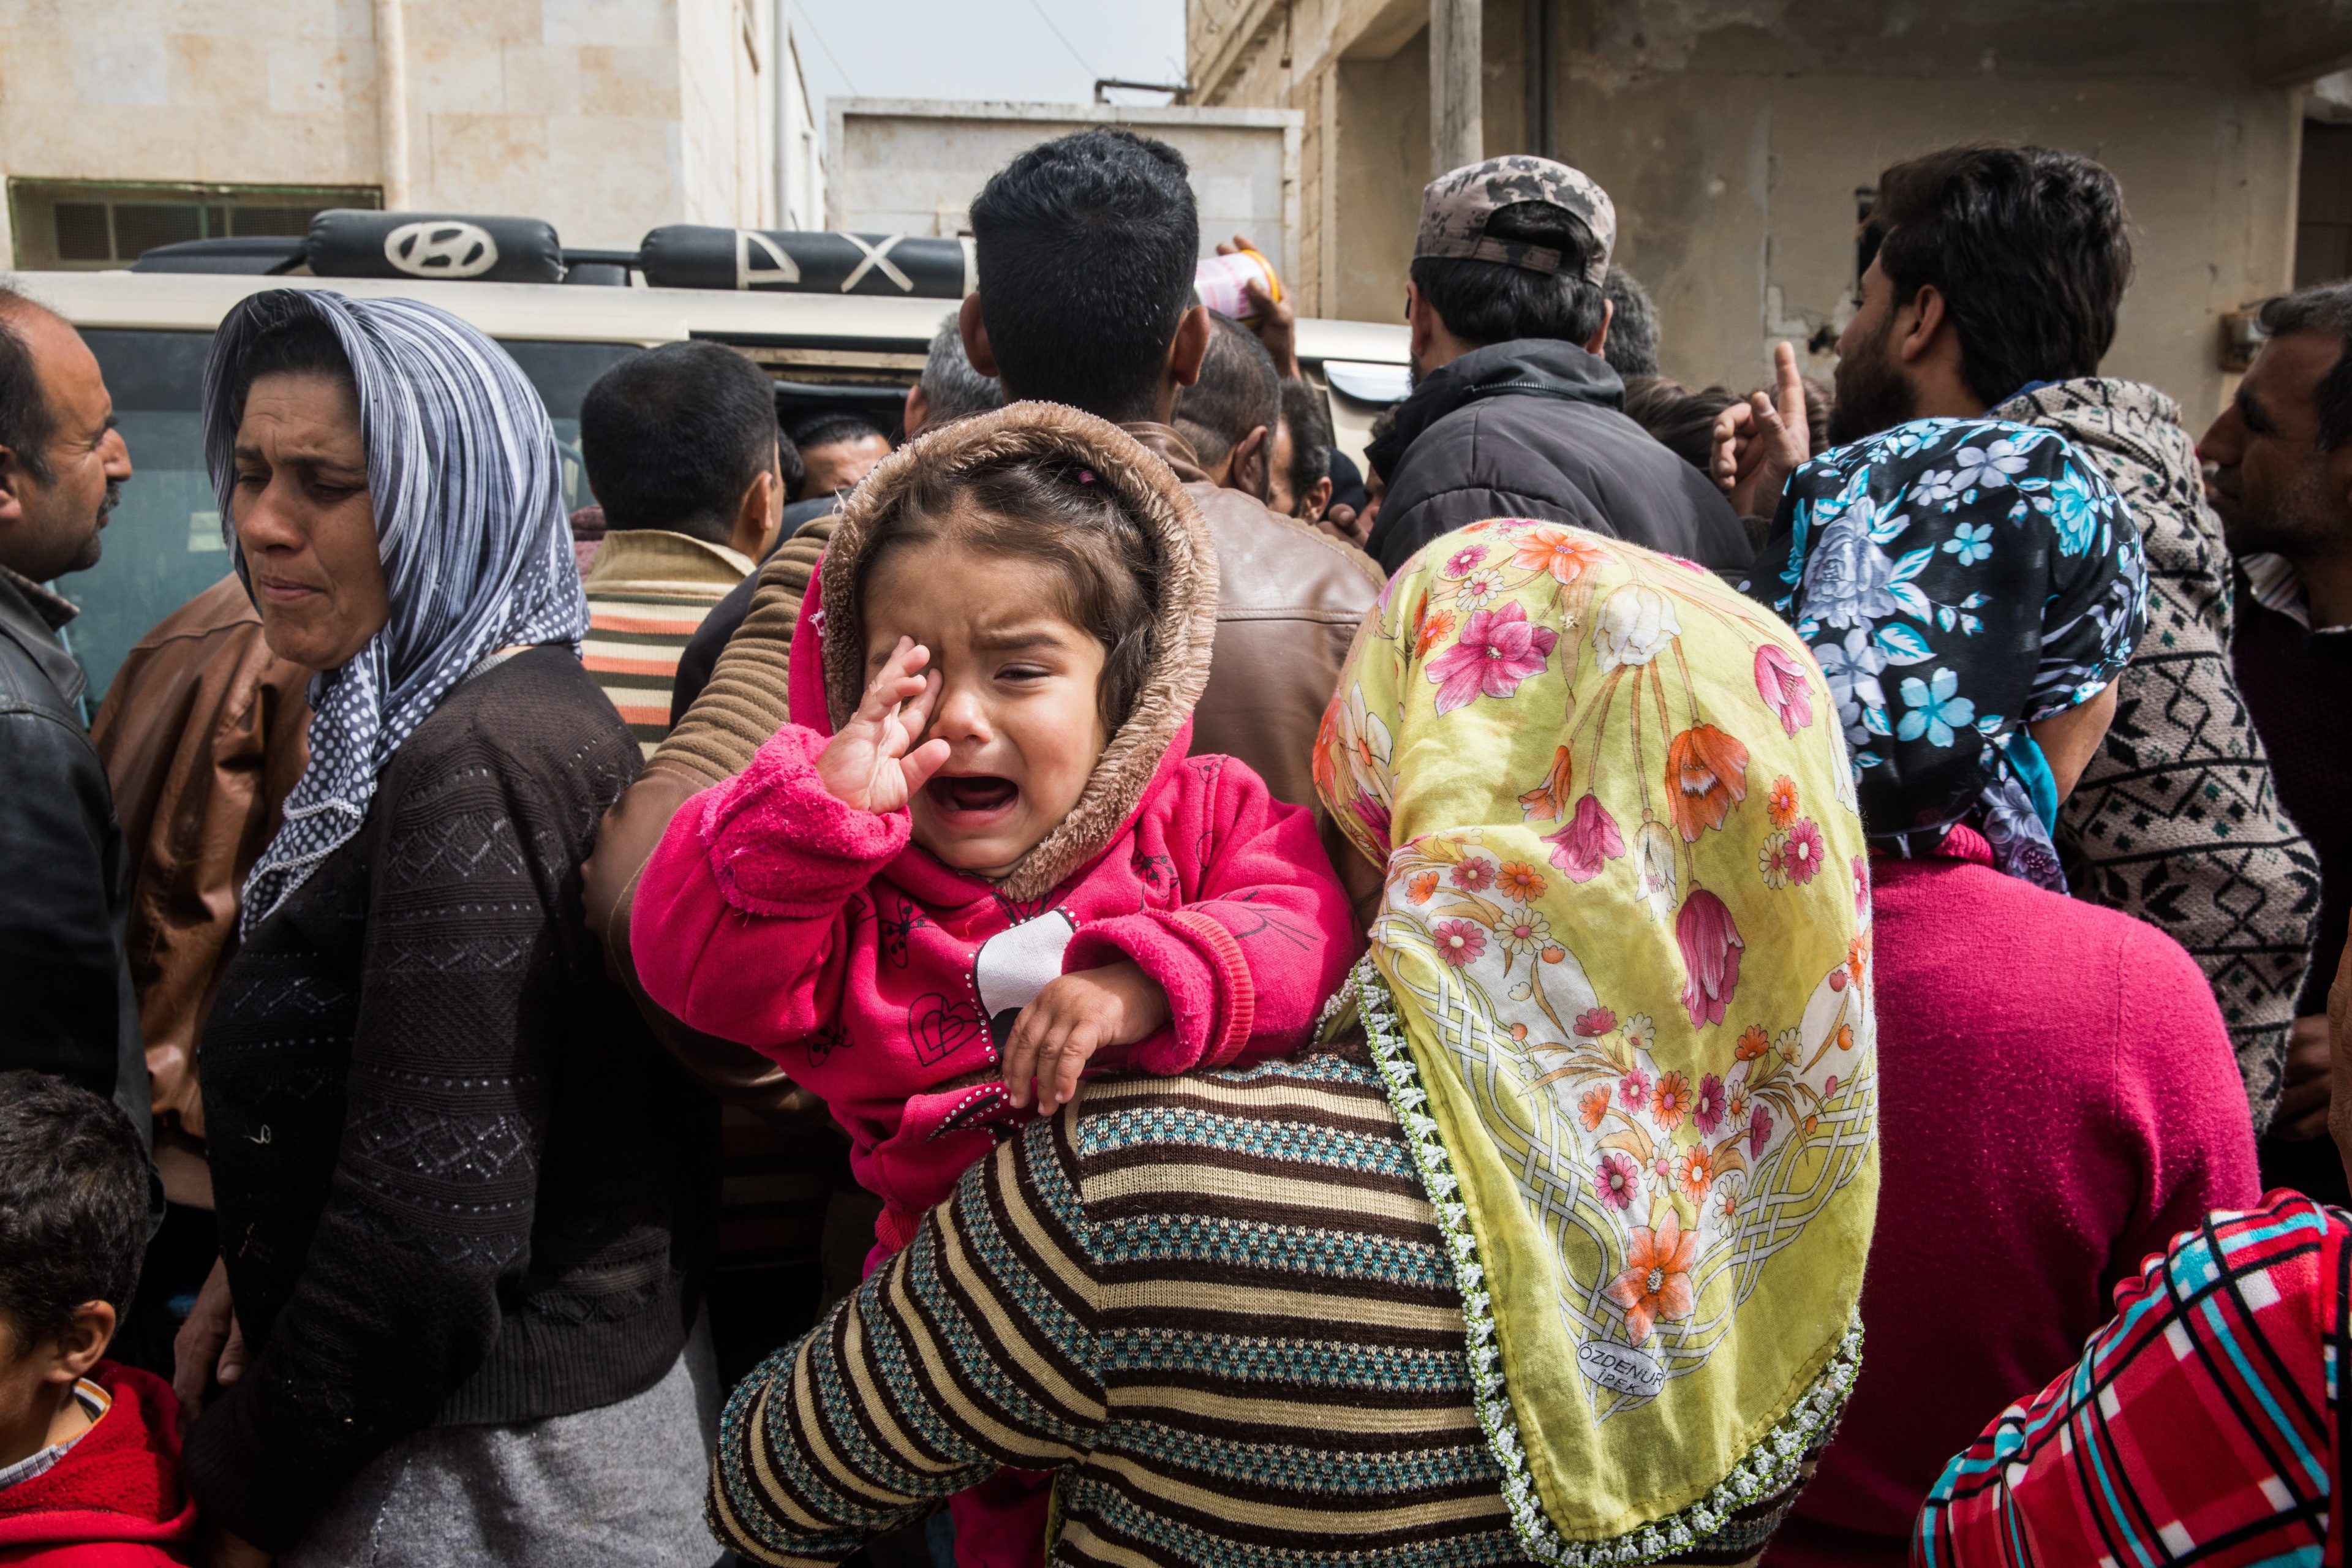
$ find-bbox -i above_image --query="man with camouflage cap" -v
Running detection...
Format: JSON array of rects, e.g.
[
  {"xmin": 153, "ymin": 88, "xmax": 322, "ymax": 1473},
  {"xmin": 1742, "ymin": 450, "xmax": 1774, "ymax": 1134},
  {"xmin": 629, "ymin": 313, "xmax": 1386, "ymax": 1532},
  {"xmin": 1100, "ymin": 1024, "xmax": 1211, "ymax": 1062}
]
[{"xmin": 1364, "ymin": 155, "xmax": 1749, "ymax": 576}]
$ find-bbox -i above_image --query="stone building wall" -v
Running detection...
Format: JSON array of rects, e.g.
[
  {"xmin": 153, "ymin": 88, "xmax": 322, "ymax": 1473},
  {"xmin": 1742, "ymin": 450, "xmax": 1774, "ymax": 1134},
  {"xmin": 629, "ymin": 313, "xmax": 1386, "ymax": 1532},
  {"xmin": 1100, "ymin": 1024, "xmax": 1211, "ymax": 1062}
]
[
  {"xmin": 0, "ymin": 0, "xmax": 784, "ymax": 260},
  {"xmin": 1191, "ymin": 0, "xmax": 2352, "ymax": 422}
]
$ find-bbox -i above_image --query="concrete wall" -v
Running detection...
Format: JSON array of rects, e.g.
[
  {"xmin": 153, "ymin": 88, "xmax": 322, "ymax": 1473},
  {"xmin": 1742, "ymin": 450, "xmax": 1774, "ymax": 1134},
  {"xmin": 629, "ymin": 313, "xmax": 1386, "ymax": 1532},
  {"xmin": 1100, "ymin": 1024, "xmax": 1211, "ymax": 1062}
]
[
  {"xmin": 1191, "ymin": 0, "xmax": 2352, "ymax": 424},
  {"xmin": 829, "ymin": 99, "xmax": 1303, "ymax": 277},
  {"xmin": 1194, "ymin": 0, "xmax": 1537, "ymax": 323},
  {"xmin": 1551, "ymin": 1, "xmax": 2305, "ymax": 423},
  {"xmin": 0, "ymin": 0, "xmax": 781, "ymax": 258}
]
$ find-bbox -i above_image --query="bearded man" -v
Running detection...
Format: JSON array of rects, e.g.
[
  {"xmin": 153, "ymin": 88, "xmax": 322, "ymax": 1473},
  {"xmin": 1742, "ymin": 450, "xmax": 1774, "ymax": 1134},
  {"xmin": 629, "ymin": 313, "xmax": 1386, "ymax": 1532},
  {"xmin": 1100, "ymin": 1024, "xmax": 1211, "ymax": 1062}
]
[{"xmin": 1730, "ymin": 142, "xmax": 2318, "ymax": 1136}]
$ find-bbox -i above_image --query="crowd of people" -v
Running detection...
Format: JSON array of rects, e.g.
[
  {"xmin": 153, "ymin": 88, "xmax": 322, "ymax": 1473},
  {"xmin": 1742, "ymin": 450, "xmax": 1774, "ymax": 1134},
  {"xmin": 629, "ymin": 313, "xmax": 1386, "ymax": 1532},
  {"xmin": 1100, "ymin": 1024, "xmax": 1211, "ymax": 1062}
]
[{"xmin": 0, "ymin": 123, "xmax": 2342, "ymax": 1568}]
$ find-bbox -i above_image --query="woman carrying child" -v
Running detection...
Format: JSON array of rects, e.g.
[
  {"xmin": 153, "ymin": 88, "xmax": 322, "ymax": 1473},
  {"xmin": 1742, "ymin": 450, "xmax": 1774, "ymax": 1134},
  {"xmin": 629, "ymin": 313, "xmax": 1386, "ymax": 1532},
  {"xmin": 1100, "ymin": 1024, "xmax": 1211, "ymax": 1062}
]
[{"xmin": 630, "ymin": 402, "xmax": 1360, "ymax": 1564}]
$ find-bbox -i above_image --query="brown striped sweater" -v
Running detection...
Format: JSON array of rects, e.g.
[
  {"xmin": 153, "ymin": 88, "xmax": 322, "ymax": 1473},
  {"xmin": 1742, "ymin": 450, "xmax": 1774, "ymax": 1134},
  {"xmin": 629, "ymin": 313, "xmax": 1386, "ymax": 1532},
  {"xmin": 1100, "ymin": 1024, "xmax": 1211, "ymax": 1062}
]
[
  {"xmin": 582, "ymin": 528, "xmax": 756, "ymax": 757},
  {"xmin": 710, "ymin": 1041, "xmax": 1806, "ymax": 1566}
]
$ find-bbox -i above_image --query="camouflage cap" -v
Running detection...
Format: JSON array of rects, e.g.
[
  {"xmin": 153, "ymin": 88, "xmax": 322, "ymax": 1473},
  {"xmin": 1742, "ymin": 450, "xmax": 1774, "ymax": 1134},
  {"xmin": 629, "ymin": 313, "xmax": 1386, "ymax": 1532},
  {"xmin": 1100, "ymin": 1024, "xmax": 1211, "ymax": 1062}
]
[{"xmin": 1414, "ymin": 155, "xmax": 1615, "ymax": 284}]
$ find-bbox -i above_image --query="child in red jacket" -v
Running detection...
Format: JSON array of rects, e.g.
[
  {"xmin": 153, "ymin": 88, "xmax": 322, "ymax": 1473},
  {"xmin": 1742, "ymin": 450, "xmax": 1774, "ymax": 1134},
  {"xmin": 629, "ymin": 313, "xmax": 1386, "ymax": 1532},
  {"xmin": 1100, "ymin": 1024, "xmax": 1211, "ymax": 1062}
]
[
  {"xmin": 635, "ymin": 405, "xmax": 1360, "ymax": 1261},
  {"xmin": 0, "ymin": 1072, "xmax": 195, "ymax": 1567},
  {"xmin": 633, "ymin": 405, "xmax": 1360, "ymax": 1566}
]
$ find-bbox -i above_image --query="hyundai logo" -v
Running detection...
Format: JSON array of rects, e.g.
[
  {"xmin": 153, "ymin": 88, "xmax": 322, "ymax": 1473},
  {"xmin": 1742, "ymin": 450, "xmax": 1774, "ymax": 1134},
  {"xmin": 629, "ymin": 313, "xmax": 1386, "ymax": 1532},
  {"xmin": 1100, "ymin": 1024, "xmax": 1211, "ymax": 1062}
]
[{"xmin": 383, "ymin": 220, "xmax": 500, "ymax": 279}]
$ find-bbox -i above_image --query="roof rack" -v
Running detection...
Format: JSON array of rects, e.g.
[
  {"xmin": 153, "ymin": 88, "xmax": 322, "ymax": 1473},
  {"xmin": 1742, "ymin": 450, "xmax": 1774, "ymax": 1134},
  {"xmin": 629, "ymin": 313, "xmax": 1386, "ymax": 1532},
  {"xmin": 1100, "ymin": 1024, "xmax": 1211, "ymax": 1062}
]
[
  {"xmin": 128, "ymin": 211, "xmax": 974, "ymax": 300},
  {"xmin": 129, "ymin": 236, "xmax": 307, "ymax": 276}
]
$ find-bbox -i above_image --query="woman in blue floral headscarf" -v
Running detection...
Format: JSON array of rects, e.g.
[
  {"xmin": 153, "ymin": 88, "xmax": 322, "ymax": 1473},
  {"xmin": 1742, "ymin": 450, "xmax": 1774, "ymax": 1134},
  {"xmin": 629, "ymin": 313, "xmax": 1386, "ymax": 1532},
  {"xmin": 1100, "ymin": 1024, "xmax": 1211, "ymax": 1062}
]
[
  {"xmin": 1734, "ymin": 416, "xmax": 2260, "ymax": 1568},
  {"xmin": 1740, "ymin": 418, "xmax": 2146, "ymax": 888}
]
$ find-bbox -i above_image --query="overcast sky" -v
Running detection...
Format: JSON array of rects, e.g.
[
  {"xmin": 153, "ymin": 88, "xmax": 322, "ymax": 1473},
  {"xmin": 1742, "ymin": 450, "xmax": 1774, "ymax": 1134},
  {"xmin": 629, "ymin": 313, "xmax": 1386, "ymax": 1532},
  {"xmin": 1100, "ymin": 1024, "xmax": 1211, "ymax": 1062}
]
[{"xmin": 789, "ymin": 0, "xmax": 1189, "ymax": 135}]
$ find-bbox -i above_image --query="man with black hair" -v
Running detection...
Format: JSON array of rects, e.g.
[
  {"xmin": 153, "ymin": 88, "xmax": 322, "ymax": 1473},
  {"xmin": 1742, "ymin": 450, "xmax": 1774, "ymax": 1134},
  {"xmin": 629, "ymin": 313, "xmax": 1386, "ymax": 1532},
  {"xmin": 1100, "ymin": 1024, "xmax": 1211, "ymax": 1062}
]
[
  {"xmin": 1172, "ymin": 312, "xmax": 1280, "ymax": 500},
  {"xmin": 1601, "ymin": 265, "xmax": 1662, "ymax": 379},
  {"xmin": 1366, "ymin": 156, "xmax": 1747, "ymax": 577},
  {"xmin": 787, "ymin": 410, "xmax": 891, "ymax": 502},
  {"xmin": 956, "ymin": 125, "xmax": 1382, "ymax": 811},
  {"xmin": 0, "ymin": 1071, "xmax": 190, "ymax": 1562},
  {"xmin": 954, "ymin": 128, "xmax": 1202, "ymax": 419},
  {"xmin": 0, "ymin": 288, "xmax": 148, "ymax": 1158},
  {"xmin": 1271, "ymin": 377, "xmax": 1333, "ymax": 524},
  {"xmin": 1750, "ymin": 142, "xmax": 2316, "ymax": 1146},
  {"xmin": 579, "ymin": 339, "xmax": 784, "ymax": 754},
  {"xmin": 2206, "ymin": 281, "xmax": 2352, "ymax": 1204},
  {"xmin": 1819, "ymin": 143, "xmax": 2130, "ymax": 447}
]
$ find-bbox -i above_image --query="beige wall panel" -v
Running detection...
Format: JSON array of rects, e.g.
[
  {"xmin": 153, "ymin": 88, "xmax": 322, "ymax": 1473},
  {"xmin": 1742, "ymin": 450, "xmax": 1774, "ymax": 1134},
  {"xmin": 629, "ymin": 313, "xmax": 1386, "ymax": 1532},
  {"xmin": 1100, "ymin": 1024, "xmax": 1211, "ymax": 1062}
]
[
  {"xmin": 540, "ymin": 0, "xmax": 676, "ymax": 48},
  {"xmin": 425, "ymin": 110, "xmax": 551, "ymax": 204},
  {"xmin": 500, "ymin": 42, "xmax": 585, "ymax": 111},
  {"xmin": 545, "ymin": 115, "xmax": 682, "ymax": 247},
  {"xmin": 405, "ymin": 36, "xmax": 508, "ymax": 115},
  {"xmin": 577, "ymin": 43, "xmax": 676, "ymax": 118},
  {"xmin": 1569, "ymin": 69, "xmax": 2297, "ymax": 421},
  {"xmin": 399, "ymin": 0, "xmax": 541, "ymax": 47},
  {"xmin": 1334, "ymin": 35, "xmax": 1426, "ymax": 323},
  {"xmin": 168, "ymin": 32, "xmax": 274, "ymax": 109}
]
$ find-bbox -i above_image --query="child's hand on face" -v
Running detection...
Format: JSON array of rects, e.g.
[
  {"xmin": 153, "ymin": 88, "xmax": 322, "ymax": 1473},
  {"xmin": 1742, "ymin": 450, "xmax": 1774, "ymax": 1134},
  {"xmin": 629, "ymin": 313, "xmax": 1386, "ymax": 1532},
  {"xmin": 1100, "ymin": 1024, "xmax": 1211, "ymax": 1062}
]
[
  {"xmin": 1002, "ymin": 960, "xmax": 1172, "ymax": 1112},
  {"xmin": 818, "ymin": 636, "xmax": 951, "ymax": 815}
]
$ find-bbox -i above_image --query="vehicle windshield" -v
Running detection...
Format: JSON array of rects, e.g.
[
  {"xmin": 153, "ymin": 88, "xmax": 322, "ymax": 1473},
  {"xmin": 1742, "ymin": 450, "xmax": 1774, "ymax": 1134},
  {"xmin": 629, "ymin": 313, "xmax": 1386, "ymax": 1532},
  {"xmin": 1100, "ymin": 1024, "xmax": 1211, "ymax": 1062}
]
[{"xmin": 59, "ymin": 330, "xmax": 638, "ymax": 705}]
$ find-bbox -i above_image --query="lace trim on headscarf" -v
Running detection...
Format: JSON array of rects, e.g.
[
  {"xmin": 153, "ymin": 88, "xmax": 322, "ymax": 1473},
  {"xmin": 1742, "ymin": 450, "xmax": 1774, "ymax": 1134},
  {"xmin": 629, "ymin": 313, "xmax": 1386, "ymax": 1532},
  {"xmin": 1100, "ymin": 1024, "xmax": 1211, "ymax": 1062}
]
[{"xmin": 1330, "ymin": 961, "xmax": 1864, "ymax": 1566}]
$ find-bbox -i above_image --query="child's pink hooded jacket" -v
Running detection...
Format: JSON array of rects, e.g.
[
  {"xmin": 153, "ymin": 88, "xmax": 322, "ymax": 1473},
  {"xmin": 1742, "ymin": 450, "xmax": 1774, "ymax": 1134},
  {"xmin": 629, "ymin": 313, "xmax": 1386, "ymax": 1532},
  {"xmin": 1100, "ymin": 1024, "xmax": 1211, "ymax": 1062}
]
[{"xmin": 631, "ymin": 405, "xmax": 1360, "ymax": 1256}]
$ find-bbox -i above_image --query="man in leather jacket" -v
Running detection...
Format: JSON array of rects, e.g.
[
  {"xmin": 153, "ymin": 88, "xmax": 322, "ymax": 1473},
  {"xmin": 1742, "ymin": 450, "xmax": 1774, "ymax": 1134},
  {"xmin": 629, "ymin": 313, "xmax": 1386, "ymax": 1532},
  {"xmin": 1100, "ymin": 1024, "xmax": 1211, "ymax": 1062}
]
[
  {"xmin": 0, "ymin": 288, "xmax": 146, "ymax": 1145},
  {"xmin": 582, "ymin": 127, "xmax": 1382, "ymax": 1121}
]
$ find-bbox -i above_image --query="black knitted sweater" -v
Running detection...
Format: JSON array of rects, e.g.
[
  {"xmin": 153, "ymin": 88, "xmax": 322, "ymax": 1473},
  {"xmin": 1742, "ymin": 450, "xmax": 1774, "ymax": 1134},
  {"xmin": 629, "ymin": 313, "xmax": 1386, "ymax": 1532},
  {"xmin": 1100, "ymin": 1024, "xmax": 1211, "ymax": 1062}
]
[{"xmin": 186, "ymin": 648, "xmax": 717, "ymax": 1551}]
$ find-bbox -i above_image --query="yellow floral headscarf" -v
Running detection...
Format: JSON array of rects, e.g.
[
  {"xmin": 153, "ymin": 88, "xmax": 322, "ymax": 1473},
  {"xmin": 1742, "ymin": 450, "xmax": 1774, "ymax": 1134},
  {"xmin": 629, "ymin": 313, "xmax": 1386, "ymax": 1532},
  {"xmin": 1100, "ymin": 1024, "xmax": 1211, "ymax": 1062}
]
[{"xmin": 1314, "ymin": 521, "xmax": 1878, "ymax": 1563}]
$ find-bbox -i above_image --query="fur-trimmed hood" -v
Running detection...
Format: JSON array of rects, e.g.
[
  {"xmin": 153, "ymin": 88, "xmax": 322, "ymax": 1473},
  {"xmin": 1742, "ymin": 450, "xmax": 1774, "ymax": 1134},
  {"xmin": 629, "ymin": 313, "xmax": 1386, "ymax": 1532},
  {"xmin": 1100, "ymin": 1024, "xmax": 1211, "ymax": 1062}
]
[
  {"xmin": 802, "ymin": 401, "xmax": 1219, "ymax": 902},
  {"xmin": 1993, "ymin": 375, "xmax": 2228, "ymax": 640}
]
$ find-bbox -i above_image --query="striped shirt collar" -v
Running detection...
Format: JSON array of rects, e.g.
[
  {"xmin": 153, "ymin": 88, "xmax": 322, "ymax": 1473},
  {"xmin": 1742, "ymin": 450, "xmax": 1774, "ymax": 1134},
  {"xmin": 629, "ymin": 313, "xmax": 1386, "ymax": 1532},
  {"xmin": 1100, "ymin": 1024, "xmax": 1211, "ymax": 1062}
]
[
  {"xmin": 0, "ymin": 1376, "xmax": 109, "ymax": 1494},
  {"xmin": 2237, "ymin": 551, "xmax": 2352, "ymax": 632},
  {"xmin": 2242, "ymin": 552, "xmax": 2309, "ymax": 627}
]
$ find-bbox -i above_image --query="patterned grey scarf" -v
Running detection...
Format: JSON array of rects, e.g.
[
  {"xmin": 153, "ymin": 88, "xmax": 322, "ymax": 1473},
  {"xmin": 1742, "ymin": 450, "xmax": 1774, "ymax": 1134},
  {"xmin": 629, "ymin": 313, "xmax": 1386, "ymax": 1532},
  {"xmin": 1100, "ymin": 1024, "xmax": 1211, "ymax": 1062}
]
[{"xmin": 203, "ymin": 290, "xmax": 587, "ymax": 933}]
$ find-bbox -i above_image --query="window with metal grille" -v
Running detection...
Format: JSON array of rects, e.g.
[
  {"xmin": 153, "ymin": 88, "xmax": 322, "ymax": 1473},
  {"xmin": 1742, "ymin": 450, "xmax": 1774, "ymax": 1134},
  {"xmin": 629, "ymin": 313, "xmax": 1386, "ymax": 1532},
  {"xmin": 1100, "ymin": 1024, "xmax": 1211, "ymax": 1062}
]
[{"xmin": 7, "ymin": 181, "xmax": 382, "ymax": 270}]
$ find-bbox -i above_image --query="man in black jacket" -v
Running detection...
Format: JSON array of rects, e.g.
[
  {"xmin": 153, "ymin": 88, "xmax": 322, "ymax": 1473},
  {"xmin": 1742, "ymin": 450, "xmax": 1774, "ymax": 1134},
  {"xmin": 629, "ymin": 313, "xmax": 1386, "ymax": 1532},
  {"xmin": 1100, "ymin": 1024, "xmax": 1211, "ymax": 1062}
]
[
  {"xmin": 0, "ymin": 287, "xmax": 146, "ymax": 1145},
  {"xmin": 1366, "ymin": 156, "xmax": 1749, "ymax": 577}
]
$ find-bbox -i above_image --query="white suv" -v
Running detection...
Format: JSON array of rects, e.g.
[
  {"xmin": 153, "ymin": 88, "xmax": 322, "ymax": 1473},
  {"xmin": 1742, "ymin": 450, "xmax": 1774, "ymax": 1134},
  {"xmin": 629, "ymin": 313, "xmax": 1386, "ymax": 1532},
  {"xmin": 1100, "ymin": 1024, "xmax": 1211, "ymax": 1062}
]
[{"xmin": 18, "ymin": 254, "xmax": 1406, "ymax": 704}]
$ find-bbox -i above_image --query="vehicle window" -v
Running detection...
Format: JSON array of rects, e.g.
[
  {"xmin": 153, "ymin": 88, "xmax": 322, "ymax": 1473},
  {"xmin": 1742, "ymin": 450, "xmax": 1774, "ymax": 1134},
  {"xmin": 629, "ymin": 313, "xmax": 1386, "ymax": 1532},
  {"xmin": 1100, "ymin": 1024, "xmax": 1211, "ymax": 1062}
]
[
  {"xmin": 497, "ymin": 339, "xmax": 643, "ymax": 511},
  {"xmin": 64, "ymin": 330, "xmax": 225, "ymax": 707},
  {"xmin": 62, "ymin": 329, "xmax": 641, "ymax": 703}
]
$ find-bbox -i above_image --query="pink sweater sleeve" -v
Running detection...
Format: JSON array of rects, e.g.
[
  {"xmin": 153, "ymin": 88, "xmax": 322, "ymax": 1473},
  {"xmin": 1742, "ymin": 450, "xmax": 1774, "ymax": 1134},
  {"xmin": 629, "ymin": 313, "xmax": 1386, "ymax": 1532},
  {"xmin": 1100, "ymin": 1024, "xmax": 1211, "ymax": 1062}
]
[
  {"xmin": 1063, "ymin": 758, "xmax": 1362, "ymax": 1075},
  {"xmin": 631, "ymin": 723, "xmax": 907, "ymax": 1050},
  {"xmin": 2106, "ymin": 918, "xmax": 2262, "ymax": 1286}
]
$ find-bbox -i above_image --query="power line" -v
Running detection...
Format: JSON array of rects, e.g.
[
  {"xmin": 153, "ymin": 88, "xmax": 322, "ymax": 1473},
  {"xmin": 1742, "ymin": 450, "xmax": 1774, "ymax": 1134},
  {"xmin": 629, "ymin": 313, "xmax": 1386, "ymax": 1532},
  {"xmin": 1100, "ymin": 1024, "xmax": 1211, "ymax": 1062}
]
[
  {"xmin": 795, "ymin": 3, "xmax": 861, "ymax": 97},
  {"xmin": 1025, "ymin": 0, "xmax": 1099, "ymax": 78}
]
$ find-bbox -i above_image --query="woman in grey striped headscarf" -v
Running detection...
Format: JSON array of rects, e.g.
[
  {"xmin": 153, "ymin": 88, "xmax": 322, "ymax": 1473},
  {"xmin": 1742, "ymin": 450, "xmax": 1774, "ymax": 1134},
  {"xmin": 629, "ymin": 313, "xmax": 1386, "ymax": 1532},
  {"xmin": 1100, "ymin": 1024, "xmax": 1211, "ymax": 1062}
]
[
  {"xmin": 174, "ymin": 290, "xmax": 720, "ymax": 1568},
  {"xmin": 215, "ymin": 290, "xmax": 589, "ymax": 932}
]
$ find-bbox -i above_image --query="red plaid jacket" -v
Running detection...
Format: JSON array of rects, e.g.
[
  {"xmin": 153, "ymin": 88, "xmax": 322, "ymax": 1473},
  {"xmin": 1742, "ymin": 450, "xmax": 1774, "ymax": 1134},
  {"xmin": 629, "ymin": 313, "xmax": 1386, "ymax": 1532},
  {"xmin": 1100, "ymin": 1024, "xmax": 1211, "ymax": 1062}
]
[{"xmin": 1916, "ymin": 1189, "xmax": 2346, "ymax": 1567}]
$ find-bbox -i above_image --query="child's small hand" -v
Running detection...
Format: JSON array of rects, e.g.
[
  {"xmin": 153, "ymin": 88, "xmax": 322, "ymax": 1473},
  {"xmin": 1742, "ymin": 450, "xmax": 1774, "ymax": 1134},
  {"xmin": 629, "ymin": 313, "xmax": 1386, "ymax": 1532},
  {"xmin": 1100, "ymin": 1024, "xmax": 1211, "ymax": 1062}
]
[
  {"xmin": 1002, "ymin": 960, "xmax": 1171, "ymax": 1112},
  {"xmin": 818, "ymin": 636, "xmax": 951, "ymax": 815}
]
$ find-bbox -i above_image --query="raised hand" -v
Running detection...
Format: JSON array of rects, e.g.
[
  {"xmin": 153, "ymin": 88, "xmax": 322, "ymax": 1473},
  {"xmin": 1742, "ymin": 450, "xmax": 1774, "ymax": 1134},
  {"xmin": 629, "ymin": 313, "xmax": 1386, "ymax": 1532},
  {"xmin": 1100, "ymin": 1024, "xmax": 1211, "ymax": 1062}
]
[
  {"xmin": 1001, "ymin": 960, "xmax": 1171, "ymax": 1112},
  {"xmin": 1218, "ymin": 232, "xmax": 1300, "ymax": 380},
  {"xmin": 815, "ymin": 636, "xmax": 950, "ymax": 815},
  {"xmin": 1711, "ymin": 340, "xmax": 1813, "ymax": 519}
]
